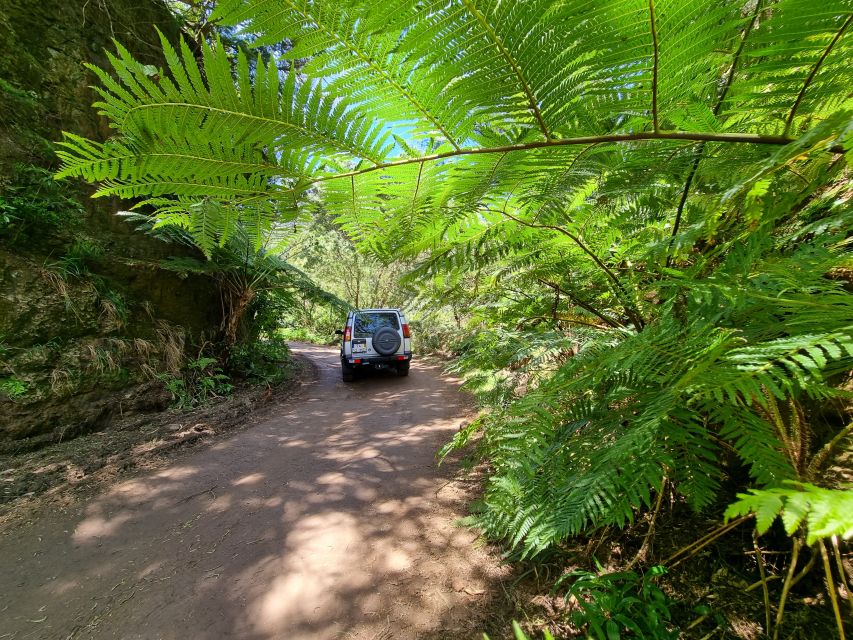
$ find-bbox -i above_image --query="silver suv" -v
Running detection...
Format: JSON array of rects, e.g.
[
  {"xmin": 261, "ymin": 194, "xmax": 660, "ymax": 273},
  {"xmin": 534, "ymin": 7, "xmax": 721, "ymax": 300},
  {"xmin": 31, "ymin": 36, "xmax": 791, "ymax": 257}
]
[{"xmin": 336, "ymin": 309, "xmax": 412, "ymax": 381}]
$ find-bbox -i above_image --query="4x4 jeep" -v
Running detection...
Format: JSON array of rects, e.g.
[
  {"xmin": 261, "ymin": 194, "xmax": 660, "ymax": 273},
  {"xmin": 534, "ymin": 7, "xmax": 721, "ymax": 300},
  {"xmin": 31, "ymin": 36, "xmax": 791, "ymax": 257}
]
[{"xmin": 336, "ymin": 309, "xmax": 412, "ymax": 381}]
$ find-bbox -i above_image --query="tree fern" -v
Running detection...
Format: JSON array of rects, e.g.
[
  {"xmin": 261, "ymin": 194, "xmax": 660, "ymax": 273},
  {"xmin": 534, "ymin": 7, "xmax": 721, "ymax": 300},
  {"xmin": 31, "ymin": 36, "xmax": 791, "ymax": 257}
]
[
  {"xmin": 57, "ymin": 0, "xmax": 853, "ymax": 558},
  {"xmin": 58, "ymin": 0, "xmax": 852, "ymax": 236},
  {"xmin": 726, "ymin": 481, "xmax": 853, "ymax": 545}
]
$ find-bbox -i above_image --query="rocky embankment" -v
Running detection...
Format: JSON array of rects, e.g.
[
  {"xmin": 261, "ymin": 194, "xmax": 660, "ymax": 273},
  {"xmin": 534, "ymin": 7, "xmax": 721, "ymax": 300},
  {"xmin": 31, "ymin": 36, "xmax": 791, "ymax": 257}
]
[{"xmin": 0, "ymin": 0, "xmax": 221, "ymax": 448}]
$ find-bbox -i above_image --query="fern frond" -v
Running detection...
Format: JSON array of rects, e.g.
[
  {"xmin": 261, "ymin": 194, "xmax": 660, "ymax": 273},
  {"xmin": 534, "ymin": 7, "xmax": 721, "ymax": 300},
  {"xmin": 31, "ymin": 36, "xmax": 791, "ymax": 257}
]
[
  {"xmin": 726, "ymin": 481, "xmax": 853, "ymax": 544},
  {"xmin": 712, "ymin": 331, "xmax": 853, "ymax": 405}
]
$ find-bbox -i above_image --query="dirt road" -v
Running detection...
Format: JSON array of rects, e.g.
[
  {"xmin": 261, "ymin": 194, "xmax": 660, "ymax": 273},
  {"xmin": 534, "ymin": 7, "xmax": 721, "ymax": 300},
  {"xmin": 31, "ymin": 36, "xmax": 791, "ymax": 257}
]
[{"xmin": 1, "ymin": 344, "xmax": 503, "ymax": 639}]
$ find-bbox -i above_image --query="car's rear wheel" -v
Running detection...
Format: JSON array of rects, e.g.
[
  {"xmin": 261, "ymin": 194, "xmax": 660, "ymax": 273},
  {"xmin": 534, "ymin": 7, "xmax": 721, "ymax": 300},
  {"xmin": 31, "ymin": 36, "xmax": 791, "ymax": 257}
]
[
  {"xmin": 397, "ymin": 362, "xmax": 410, "ymax": 377},
  {"xmin": 342, "ymin": 361, "xmax": 355, "ymax": 382}
]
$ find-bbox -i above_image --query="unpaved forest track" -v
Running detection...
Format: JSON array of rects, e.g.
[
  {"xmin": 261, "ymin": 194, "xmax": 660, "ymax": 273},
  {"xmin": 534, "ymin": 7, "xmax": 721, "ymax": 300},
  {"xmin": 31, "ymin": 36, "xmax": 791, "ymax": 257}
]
[{"xmin": 1, "ymin": 344, "xmax": 504, "ymax": 639}]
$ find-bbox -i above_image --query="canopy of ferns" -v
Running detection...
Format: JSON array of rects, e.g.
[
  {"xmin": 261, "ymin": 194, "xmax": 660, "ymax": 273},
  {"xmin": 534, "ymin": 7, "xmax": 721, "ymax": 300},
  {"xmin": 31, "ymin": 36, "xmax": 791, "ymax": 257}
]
[{"xmin": 57, "ymin": 0, "xmax": 853, "ymax": 556}]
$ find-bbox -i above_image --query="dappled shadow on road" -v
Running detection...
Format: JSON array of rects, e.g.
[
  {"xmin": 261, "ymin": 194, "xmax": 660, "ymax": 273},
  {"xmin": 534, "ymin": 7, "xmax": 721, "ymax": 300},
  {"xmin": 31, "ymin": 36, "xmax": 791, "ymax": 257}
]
[{"xmin": 1, "ymin": 344, "xmax": 505, "ymax": 639}]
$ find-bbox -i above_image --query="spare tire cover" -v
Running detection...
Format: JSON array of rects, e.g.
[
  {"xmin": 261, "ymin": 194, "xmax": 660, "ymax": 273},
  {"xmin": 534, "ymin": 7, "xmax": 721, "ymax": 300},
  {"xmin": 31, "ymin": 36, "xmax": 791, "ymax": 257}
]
[{"xmin": 372, "ymin": 326, "xmax": 401, "ymax": 355}]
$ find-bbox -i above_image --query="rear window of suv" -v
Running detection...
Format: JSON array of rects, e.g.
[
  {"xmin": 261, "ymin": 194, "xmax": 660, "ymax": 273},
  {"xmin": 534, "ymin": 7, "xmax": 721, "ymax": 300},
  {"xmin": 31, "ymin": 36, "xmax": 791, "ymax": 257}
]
[{"xmin": 353, "ymin": 312, "xmax": 400, "ymax": 338}]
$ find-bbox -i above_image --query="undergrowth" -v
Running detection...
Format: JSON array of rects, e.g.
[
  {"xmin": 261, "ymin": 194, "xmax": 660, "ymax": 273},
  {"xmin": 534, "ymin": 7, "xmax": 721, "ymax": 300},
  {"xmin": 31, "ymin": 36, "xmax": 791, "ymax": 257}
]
[
  {"xmin": 159, "ymin": 356, "xmax": 233, "ymax": 409},
  {"xmin": 229, "ymin": 334, "xmax": 295, "ymax": 383},
  {"xmin": 0, "ymin": 377, "xmax": 28, "ymax": 401},
  {"xmin": 0, "ymin": 164, "xmax": 84, "ymax": 244}
]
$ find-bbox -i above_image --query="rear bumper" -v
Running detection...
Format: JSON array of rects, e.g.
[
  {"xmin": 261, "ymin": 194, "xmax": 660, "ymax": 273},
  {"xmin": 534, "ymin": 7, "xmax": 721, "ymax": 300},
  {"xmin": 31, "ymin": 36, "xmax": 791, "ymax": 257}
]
[{"xmin": 343, "ymin": 352, "xmax": 412, "ymax": 366}]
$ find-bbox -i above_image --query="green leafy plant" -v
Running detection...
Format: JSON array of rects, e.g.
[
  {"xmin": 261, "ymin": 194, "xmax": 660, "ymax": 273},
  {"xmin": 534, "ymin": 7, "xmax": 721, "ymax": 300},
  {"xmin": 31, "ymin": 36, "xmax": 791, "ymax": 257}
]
[
  {"xmin": 189, "ymin": 356, "xmax": 233, "ymax": 399},
  {"xmin": 160, "ymin": 356, "xmax": 233, "ymax": 409},
  {"xmin": 56, "ymin": 1, "xmax": 852, "ymax": 246},
  {"xmin": 727, "ymin": 482, "xmax": 853, "ymax": 546},
  {"xmin": 555, "ymin": 565, "xmax": 678, "ymax": 640},
  {"xmin": 159, "ymin": 375, "xmax": 191, "ymax": 408},
  {"xmin": 228, "ymin": 333, "xmax": 293, "ymax": 383},
  {"xmin": 0, "ymin": 377, "xmax": 28, "ymax": 401},
  {"xmin": 0, "ymin": 164, "xmax": 84, "ymax": 243},
  {"xmin": 726, "ymin": 481, "xmax": 853, "ymax": 640}
]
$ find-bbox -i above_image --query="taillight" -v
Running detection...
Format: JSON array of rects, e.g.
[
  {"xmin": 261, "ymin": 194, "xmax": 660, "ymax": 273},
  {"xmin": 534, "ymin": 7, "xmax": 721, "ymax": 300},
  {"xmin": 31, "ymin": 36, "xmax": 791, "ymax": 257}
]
[
  {"xmin": 402, "ymin": 323, "xmax": 410, "ymax": 338},
  {"xmin": 344, "ymin": 326, "xmax": 351, "ymax": 342}
]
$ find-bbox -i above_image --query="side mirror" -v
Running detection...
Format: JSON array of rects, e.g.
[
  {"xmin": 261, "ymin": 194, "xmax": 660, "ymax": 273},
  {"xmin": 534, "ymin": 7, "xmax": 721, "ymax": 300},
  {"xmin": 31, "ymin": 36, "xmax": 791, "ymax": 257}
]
[{"xmin": 334, "ymin": 329, "xmax": 344, "ymax": 336}]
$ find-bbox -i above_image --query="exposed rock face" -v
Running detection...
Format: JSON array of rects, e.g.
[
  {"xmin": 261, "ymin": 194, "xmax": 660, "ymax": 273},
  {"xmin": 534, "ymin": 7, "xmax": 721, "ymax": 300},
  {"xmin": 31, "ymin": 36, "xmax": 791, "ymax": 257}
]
[{"xmin": 0, "ymin": 0, "xmax": 222, "ymax": 446}]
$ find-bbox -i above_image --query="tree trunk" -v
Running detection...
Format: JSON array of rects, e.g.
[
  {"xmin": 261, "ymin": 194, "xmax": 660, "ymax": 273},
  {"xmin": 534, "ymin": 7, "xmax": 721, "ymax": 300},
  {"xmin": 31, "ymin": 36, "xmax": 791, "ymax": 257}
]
[{"xmin": 223, "ymin": 287, "xmax": 256, "ymax": 348}]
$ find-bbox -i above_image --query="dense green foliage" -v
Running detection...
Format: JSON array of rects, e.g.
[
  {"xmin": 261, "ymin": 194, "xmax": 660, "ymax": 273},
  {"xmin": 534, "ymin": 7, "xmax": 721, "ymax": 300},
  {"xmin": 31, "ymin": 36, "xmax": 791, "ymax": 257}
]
[
  {"xmin": 727, "ymin": 481, "xmax": 853, "ymax": 545},
  {"xmin": 440, "ymin": 176, "xmax": 852, "ymax": 552},
  {"xmin": 159, "ymin": 355, "xmax": 234, "ymax": 408},
  {"xmin": 0, "ymin": 376, "xmax": 28, "ymax": 400},
  {"xmin": 0, "ymin": 164, "xmax": 84, "ymax": 242},
  {"xmin": 119, "ymin": 209, "xmax": 345, "ymax": 393},
  {"xmin": 279, "ymin": 215, "xmax": 416, "ymax": 338},
  {"xmin": 57, "ymin": 1, "xmax": 852, "ymax": 632},
  {"xmin": 556, "ymin": 565, "xmax": 677, "ymax": 639}
]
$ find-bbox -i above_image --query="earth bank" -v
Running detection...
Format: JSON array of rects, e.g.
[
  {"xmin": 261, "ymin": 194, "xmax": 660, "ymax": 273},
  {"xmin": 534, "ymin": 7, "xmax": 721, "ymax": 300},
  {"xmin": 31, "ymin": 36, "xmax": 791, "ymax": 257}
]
[{"xmin": 0, "ymin": 0, "xmax": 224, "ymax": 445}]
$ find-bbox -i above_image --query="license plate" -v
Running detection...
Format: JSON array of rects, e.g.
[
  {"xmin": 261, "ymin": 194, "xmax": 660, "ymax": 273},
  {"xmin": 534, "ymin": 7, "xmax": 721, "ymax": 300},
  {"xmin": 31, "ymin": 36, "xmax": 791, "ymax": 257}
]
[{"xmin": 352, "ymin": 343, "xmax": 366, "ymax": 353}]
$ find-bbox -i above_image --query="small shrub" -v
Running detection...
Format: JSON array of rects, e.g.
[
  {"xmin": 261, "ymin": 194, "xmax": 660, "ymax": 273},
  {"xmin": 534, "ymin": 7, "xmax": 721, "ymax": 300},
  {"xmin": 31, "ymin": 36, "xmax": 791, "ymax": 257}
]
[
  {"xmin": 0, "ymin": 164, "xmax": 84, "ymax": 243},
  {"xmin": 556, "ymin": 565, "xmax": 679, "ymax": 640},
  {"xmin": 159, "ymin": 356, "xmax": 233, "ymax": 409},
  {"xmin": 276, "ymin": 326, "xmax": 330, "ymax": 344},
  {"xmin": 229, "ymin": 335, "xmax": 293, "ymax": 383},
  {"xmin": 0, "ymin": 377, "xmax": 28, "ymax": 400}
]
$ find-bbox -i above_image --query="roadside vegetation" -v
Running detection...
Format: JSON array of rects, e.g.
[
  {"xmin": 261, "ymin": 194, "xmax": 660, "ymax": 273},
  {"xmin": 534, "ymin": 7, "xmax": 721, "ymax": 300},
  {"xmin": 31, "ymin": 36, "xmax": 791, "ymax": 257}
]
[{"xmin": 2, "ymin": 0, "xmax": 850, "ymax": 637}]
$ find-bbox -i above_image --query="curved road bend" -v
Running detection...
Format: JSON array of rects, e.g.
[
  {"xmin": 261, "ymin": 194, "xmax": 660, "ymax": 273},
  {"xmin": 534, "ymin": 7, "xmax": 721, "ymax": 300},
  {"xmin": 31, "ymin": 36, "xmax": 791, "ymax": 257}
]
[{"xmin": 1, "ymin": 344, "xmax": 502, "ymax": 639}]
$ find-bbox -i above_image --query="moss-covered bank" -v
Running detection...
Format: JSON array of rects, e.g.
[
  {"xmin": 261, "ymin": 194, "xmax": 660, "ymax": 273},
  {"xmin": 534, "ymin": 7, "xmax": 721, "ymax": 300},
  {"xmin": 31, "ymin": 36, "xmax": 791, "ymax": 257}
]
[{"xmin": 0, "ymin": 0, "xmax": 222, "ymax": 445}]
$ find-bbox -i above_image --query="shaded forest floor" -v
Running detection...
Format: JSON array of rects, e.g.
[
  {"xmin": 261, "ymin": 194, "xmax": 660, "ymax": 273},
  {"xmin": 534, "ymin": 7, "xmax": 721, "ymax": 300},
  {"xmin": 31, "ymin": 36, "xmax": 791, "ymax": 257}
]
[{"xmin": 488, "ymin": 519, "xmax": 843, "ymax": 640}]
